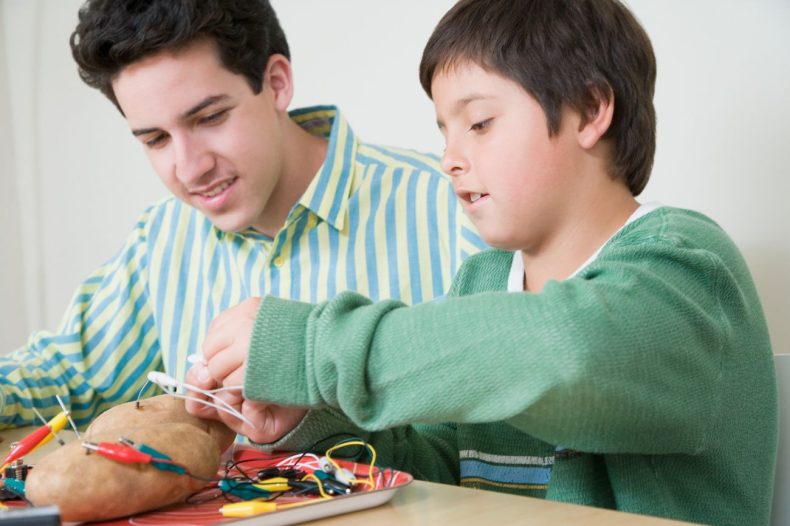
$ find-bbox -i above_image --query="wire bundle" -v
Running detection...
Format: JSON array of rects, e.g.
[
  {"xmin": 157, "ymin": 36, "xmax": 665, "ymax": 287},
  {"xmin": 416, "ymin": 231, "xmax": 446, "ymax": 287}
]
[{"xmin": 183, "ymin": 436, "xmax": 384, "ymax": 518}]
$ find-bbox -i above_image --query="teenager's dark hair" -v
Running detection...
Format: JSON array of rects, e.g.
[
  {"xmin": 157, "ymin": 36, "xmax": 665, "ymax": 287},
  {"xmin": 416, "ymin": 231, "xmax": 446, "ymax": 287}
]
[
  {"xmin": 70, "ymin": 0, "xmax": 289, "ymax": 113},
  {"xmin": 420, "ymin": 0, "xmax": 656, "ymax": 196}
]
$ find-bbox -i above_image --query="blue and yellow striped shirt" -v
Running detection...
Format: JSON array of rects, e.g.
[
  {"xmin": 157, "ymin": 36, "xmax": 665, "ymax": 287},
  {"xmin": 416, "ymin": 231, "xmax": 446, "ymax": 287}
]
[{"xmin": 0, "ymin": 106, "xmax": 486, "ymax": 427}]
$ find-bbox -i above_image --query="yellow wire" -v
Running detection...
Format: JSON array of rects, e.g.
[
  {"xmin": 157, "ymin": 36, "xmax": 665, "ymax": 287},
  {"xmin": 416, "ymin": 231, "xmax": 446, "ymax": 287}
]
[
  {"xmin": 324, "ymin": 440, "xmax": 377, "ymax": 490},
  {"xmin": 301, "ymin": 473, "xmax": 331, "ymax": 499},
  {"xmin": 30, "ymin": 411, "xmax": 70, "ymax": 452}
]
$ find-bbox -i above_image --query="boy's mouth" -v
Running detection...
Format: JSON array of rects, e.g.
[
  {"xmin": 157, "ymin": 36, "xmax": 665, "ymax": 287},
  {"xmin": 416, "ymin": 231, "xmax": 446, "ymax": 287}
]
[{"xmin": 468, "ymin": 192, "xmax": 489, "ymax": 204}]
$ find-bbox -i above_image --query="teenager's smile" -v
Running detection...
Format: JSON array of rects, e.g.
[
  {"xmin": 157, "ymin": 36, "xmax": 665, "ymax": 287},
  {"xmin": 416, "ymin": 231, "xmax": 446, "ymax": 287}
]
[{"xmin": 190, "ymin": 176, "xmax": 239, "ymax": 209}]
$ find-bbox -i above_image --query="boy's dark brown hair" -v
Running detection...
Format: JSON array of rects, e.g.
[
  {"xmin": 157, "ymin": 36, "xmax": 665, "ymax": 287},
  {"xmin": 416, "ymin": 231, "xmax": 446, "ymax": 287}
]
[
  {"xmin": 70, "ymin": 0, "xmax": 289, "ymax": 114},
  {"xmin": 420, "ymin": 0, "xmax": 656, "ymax": 196}
]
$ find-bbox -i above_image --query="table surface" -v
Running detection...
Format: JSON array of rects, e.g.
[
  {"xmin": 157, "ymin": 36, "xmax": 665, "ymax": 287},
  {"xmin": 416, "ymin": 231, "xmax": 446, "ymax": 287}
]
[{"xmin": 0, "ymin": 426, "xmax": 694, "ymax": 525}]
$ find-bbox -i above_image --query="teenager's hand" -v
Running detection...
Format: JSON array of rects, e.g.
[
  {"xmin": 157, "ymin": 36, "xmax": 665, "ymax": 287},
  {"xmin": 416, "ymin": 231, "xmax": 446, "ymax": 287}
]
[{"xmin": 184, "ymin": 297, "xmax": 307, "ymax": 443}]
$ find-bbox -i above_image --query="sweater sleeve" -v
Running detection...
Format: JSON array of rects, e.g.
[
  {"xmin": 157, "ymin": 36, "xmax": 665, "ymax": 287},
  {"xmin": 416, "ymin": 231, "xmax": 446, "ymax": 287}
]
[
  {"xmin": 244, "ymin": 237, "xmax": 733, "ymax": 456},
  {"xmin": 0, "ymin": 207, "xmax": 163, "ymax": 428}
]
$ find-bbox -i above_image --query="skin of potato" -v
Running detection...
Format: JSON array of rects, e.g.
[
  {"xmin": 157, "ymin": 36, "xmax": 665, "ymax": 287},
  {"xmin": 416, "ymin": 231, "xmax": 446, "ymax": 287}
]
[
  {"xmin": 26, "ymin": 423, "xmax": 224, "ymax": 522},
  {"xmin": 86, "ymin": 395, "xmax": 237, "ymax": 453}
]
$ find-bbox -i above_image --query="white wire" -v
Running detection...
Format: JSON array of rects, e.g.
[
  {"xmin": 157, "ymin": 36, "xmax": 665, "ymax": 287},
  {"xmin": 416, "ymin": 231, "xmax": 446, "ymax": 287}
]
[
  {"xmin": 176, "ymin": 381, "xmax": 247, "ymax": 421},
  {"xmin": 160, "ymin": 391, "xmax": 254, "ymax": 428},
  {"xmin": 145, "ymin": 371, "xmax": 254, "ymax": 427},
  {"xmin": 206, "ymin": 385, "xmax": 245, "ymax": 394},
  {"xmin": 276, "ymin": 453, "xmax": 322, "ymax": 469}
]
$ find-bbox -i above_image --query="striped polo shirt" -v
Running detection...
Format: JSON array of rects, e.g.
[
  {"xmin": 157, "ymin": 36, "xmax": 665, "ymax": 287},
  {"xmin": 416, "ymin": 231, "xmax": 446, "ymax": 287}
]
[{"xmin": 0, "ymin": 105, "xmax": 486, "ymax": 427}]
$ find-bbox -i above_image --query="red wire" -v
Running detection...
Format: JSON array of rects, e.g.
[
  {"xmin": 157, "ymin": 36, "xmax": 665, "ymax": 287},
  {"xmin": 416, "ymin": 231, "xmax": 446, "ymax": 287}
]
[
  {"xmin": 1, "ymin": 424, "xmax": 52, "ymax": 466},
  {"xmin": 90, "ymin": 442, "xmax": 154, "ymax": 464}
]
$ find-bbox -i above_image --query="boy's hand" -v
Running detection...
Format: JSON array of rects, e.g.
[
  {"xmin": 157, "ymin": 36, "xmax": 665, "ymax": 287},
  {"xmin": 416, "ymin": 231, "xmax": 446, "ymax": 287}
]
[
  {"xmin": 184, "ymin": 297, "xmax": 307, "ymax": 443},
  {"xmin": 190, "ymin": 389, "xmax": 307, "ymax": 443},
  {"xmin": 202, "ymin": 296, "xmax": 261, "ymax": 387}
]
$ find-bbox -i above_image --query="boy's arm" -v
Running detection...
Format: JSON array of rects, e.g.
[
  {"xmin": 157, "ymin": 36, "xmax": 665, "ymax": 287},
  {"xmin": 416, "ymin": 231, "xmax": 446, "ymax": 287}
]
[
  {"xmin": 244, "ymin": 239, "xmax": 740, "ymax": 456},
  {"xmin": 0, "ymin": 208, "xmax": 162, "ymax": 428}
]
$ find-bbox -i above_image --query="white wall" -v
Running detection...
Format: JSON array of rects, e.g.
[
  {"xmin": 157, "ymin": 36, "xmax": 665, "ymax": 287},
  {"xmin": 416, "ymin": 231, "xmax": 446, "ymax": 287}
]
[
  {"xmin": 1, "ymin": 0, "xmax": 158, "ymax": 353},
  {"xmin": 0, "ymin": 3, "xmax": 27, "ymax": 353},
  {"xmin": 1, "ymin": 0, "xmax": 789, "ymax": 355}
]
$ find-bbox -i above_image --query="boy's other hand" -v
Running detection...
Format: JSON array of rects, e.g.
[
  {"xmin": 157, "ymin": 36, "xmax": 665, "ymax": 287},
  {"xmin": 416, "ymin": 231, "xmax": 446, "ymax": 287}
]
[
  {"xmin": 185, "ymin": 362, "xmax": 307, "ymax": 442},
  {"xmin": 202, "ymin": 296, "xmax": 262, "ymax": 387},
  {"xmin": 184, "ymin": 297, "xmax": 307, "ymax": 443},
  {"xmin": 183, "ymin": 297, "xmax": 260, "ymax": 422}
]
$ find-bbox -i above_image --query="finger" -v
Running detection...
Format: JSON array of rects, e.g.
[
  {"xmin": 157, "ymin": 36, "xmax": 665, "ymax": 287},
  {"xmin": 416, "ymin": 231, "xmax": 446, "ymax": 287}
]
[
  {"xmin": 219, "ymin": 366, "xmax": 246, "ymax": 390},
  {"xmin": 212, "ymin": 389, "xmax": 253, "ymax": 435},
  {"xmin": 203, "ymin": 299, "xmax": 258, "ymax": 359},
  {"xmin": 213, "ymin": 387, "xmax": 246, "ymax": 411},
  {"xmin": 206, "ymin": 396, "xmax": 247, "ymax": 436},
  {"xmin": 239, "ymin": 297, "xmax": 262, "ymax": 317},
  {"xmin": 241, "ymin": 401, "xmax": 275, "ymax": 443},
  {"xmin": 184, "ymin": 364, "xmax": 221, "ymax": 419},
  {"xmin": 187, "ymin": 362, "xmax": 216, "ymax": 389},
  {"xmin": 205, "ymin": 349, "xmax": 247, "ymax": 386},
  {"xmin": 268, "ymin": 405, "xmax": 309, "ymax": 441},
  {"xmin": 184, "ymin": 391, "xmax": 220, "ymax": 420},
  {"xmin": 206, "ymin": 303, "xmax": 238, "ymax": 332},
  {"xmin": 242, "ymin": 403, "xmax": 309, "ymax": 444},
  {"xmin": 202, "ymin": 324, "xmax": 236, "ymax": 361},
  {"xmin": 208, "ymin": 390, "xmax": 271, "ymax": 442},
  {"xmin": 184, "ymin": 396, "xmax": 221, "ymax": 420}
]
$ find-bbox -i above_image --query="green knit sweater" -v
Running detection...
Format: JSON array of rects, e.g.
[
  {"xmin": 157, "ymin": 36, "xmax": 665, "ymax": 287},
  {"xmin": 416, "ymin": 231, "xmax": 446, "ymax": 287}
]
[{"xmin": 244, "ymin": 207, "xmax": 777, "ymax": 526}]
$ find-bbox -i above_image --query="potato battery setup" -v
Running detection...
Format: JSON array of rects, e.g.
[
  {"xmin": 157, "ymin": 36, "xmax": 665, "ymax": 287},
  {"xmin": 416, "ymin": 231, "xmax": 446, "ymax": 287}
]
[{"xmin": 0, "ymin": 390, "xmax": 383, "ymax": 522}]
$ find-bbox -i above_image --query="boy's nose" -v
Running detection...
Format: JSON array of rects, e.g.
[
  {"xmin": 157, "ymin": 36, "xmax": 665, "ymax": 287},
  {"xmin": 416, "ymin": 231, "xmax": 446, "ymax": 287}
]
[{"xmin": 440, "ymin": 144, "xmax": 469, "ymax": 177}]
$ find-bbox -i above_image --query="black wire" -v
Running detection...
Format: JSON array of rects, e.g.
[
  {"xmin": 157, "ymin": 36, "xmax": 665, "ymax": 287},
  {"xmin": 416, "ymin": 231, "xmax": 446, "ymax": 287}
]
[
  {"xmin": 185, "ymin": 472, "xmax": 221, "ymax": 483},
  {"xmin": 222, "ymin": 452, "xmax": 294, "ymax": 482},
  {"xmin": 223, "ymin": 458, "xmax": 256, "ymax": 482},
  {"xmin": 185, "ymin": 486, "xmax": 223, "ymax": 505}
]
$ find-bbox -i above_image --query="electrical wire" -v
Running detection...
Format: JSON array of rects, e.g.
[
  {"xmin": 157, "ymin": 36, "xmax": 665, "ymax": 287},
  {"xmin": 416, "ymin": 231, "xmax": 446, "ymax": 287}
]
[
  {"xmin": 134, "ymin": 370, "xmax": 253, "ymax": 426},
  {"xmin": 325, "ymin": 440, "xmax": 378, "ymax": 490}
]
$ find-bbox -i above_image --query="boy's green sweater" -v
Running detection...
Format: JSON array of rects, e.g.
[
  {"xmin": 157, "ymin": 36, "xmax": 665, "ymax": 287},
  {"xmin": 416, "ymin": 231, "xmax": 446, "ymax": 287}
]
[{"xmin": 244, "ymin": 207, "xmax": 777, "ymax": 525}]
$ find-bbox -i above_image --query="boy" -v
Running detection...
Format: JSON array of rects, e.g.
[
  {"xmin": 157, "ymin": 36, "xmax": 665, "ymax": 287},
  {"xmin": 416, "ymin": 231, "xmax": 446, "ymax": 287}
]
[
  {"xmin": 0, "ymin": 0, "xmax": 483, "ymax": 428},
  {"xmin": 188, "ymin": 0, "xmax": 777, "ymax": 524}
]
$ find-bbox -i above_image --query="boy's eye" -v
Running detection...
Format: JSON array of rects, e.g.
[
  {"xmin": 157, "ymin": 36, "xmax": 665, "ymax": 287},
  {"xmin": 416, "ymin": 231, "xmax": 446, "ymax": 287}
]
[
  {"xmin": 199, "ymin": 109, "xmax": 229, "ymax": 125},
  {"xmin": 470, "ymin": 118, "xmax": 493, "ymax": 132}
]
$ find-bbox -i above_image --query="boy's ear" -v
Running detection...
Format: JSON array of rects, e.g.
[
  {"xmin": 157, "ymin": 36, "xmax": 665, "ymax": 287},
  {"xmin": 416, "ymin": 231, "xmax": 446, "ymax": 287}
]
[
  {"xmin": 263, "ymin": 53, "xmax": 294, "ymax": 112},
  {"xmin": 577, "ymin": 83, "xmax": 614, "ymax": 150}
]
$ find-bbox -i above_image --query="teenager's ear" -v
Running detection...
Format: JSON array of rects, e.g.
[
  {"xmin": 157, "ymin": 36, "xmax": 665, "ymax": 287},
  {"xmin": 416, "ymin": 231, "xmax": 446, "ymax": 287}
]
[
  {"xmin": 578, "ymin": 82, "xmax": 614, "ymax": 150},
  {"xmin": 263, "ymin": 54, "xmax": 294, "ymax": 112}
]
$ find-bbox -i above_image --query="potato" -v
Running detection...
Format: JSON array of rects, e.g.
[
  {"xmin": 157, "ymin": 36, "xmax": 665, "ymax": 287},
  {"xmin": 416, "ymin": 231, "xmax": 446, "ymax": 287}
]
[
  {"xmin": 87, "ymin": 394, "xmax": 236, "ymax": 452},
  {"xmin": 25, "ymin": 396, "xmax": 237, "ymax": 522}
]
